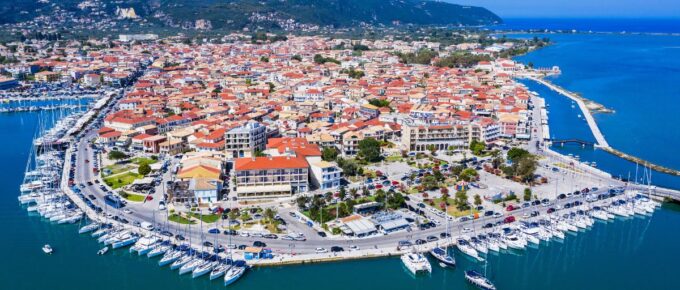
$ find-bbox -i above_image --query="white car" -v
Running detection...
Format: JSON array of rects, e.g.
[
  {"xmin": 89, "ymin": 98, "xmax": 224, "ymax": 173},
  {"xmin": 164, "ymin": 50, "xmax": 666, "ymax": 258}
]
[
  {"xmin": 461, "ymin": 227, "xmax": 473, "ymax": 234},
  {"xmin": 315, "ymin": 247, "xmax": 328, "ymax": 253},
  {"xmin": 239, "ymin": 232, "xmax": 250, "ymax": 237},
  {"xmin": 349, "ymin": 245, "xmax": 360, "ymax": 251},
  {"xmin": 123, "ymin": 209, "xmax": 133, "ymax": 214}
]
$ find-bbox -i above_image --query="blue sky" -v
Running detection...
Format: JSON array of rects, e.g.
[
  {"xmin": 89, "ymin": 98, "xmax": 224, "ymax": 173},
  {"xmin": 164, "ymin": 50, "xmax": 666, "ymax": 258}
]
[{"xmin": 448, "ymin": 0, "xmax": 680, "ymax": 18}]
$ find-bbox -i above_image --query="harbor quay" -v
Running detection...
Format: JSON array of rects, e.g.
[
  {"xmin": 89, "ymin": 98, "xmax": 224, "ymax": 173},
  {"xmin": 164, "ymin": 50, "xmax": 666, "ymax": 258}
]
[{"xmin": 12, "ymin": 34, "xmax": 680, "ymax": 288}]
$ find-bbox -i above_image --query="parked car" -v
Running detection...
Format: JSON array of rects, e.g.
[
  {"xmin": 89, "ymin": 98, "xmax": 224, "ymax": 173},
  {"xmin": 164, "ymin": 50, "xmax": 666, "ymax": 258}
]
[{"xmin": 503, "ymin": 216, "xmax": 516, "ymax": 223}]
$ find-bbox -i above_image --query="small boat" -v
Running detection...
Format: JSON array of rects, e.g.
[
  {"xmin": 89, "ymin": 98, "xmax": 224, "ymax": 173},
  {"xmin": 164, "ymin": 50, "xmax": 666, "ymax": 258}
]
[
  {"xmin": 429, "ymin": 247, "xmax": 455, "ymax": 267},
  {"xmin": 224, "ymin": 261, "xmax": 248, "ymax": 286},
  {"xmin": 42, "ymin": 244, "xmax": 53, "ymax": 254},
  {"xmin": 210, "ymin": 263, "xmax": 231, "ymax": 280},
  {"xmin": 98, "ymin": 246, "xmax": 109, "ymax": 255},
  {"xmin": 465, "ymin": 270, "xmax": 496, "ymax": 290}
]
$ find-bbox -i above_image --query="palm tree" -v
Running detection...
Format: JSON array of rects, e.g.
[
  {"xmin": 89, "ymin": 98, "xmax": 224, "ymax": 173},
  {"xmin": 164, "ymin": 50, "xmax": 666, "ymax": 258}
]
[{"xmin": 350, "ymin": 188, "xmax": 359, "ymax": 199}]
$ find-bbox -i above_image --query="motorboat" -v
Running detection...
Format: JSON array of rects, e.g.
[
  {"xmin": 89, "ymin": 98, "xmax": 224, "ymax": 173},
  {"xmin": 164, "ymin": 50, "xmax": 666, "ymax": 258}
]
[
  {"xmin": 42, "ymin": 244, "xmax": 53, "ymax": 254},
  {"xmin": 98, "ymin": 246, "xmax": 109, "ymax": 255}
]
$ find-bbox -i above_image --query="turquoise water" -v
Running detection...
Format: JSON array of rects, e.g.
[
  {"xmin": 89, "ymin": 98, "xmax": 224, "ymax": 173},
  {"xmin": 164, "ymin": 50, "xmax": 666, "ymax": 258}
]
[
  {"xmin": 515, "ymin": 32, "xmax": 680, "ymax": 189},
  {"xmin": 5, "ymin": 27, "xmax": 680, "ymax": 290}
]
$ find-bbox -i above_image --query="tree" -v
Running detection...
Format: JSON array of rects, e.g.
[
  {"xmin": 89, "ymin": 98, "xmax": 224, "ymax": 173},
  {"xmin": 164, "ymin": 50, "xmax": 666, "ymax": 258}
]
[
  {"xmin": 455, "ymin": 190, "xmax": 469, "ymax": 211},
  {"xmin": 138, "ymin": 163, "xmax": 151, "ymax": 176},
  {"xmin": 321, "ymin": 147, "xmax": 339, "ymax": 162},
  {"xmin": 108, "ymin": 150, "xmax": 127, "ymax": 160},
  {"xmin": 228, "ymin": 209, "xmax": 238, "ymax": 221},
  {"xmin": 524, "ymin": 188, "xmax": 533, "ymax": 201},
  {"xmin": 296, "ymin": 196, "xmax": 309, "ymax": 210},
  {"xmin": 427, "ymin": 144, "xmax": 437, "ymax": 156},
  {"xmin": 459, "ymin": 168, "xmax": 479, "ymax": 182},
  {"xmin": 507, "ymin": 147, "xmax": 530, "ymax": 162},
  {"xmin": 441, "ymin": 187, "xmax": 450, "ymax": 205},
  {"xmin": 350, "ymin": 188, "xmax": 359, "ymax": 199},
  {"xmin": 291, "ymin": 55, "xmax": 302, "ymax": 61},
  {"xmin": 338, "ymin": 186, "xmax": 347, "ymax": 200},
  {"xmin": 469, "ymin": 140, "xmax": 486, "ymax": 156},
  {"xmin": 358, "ymin": 137, "xmax": 381, "ymax": 162},
  {"xmin": 474, "ymin": 194, "xmax": 482, "ymax": 206},
  {"xmin": 264, "ymin": 208, "xmax": 276, "ymax": 221}
]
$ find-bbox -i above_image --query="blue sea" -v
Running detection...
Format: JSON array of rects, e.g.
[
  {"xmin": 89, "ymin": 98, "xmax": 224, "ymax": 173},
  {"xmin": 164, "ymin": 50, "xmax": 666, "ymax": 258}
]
[{"xmin": 3, "ymin": 19, "xmax": 680, "ymax": 290}]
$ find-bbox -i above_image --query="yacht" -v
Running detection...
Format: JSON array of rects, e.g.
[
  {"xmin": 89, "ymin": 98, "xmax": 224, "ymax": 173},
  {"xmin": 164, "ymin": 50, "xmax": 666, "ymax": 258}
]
[
  {"xmin": 159, "ymin": 250, "xmax": 184, "ymax": 267},
  {"xmin": 504, "ymin": 234, "xmax": 526, "ymax": 250},
  {"xmin": 192, "ymin": 260, "xmax": 217, "ymax": 278},
  {"xmin": 457, "ymin": 238, "xmax": 481, "ymax": 260},
  {"xmin": 172, "ymin": 255, "xmax": 196, "ymax": 271},
  {"xmin": 401, "ymin": 252, "xmax": 432, "ymax": 275},
  {"xmin": 470, "ymin": 236, "xmax": 489, "ymax": 255},
  {"xmin": 78, "ymin": 223, "xmax": 100, "ymax": 234},
  {"xmin": 429, "ymin": 247, "xmax": 456, "ymax": 267},
  {"xmin": 224, "ymin": 261, "xmax": 248, "ymax": 286},
  {"xmin": 210, "ymin": 263, "xmax": 231, "ymax": 280},
  {"xmin": 112, "ymin": 234, "xmax": 139, "ymax": 249},
  {"xmin": 130, "ymin": 236, "xmax": 159, "ymax": 255},
  {"xmin": 179, "ymin": 257, "xmax": 205, "ymax": 275},
  {"xmin": 42, "ymin": 244, "xmax": 53, "ymax": 254},
  {"xmin": 465, "ymin": 270, "xmax": 496, "ymax": 290},
  {"xmin": 147, "ymin": 244, "xmax": 171, "ymax": 258}
]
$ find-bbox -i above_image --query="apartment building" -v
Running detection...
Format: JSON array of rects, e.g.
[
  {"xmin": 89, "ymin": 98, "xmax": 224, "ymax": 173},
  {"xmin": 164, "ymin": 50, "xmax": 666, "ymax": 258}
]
[
  {"xmin": 233, "ymin": 156, "xmax": 309, "ymax": 199},
  {"xmin": 401, "ymin": 120, "xmax": 475, "ymax": 152},
  {"xmin": 225, "ymin": 121, "xmax": 267, "ymax": 158}
]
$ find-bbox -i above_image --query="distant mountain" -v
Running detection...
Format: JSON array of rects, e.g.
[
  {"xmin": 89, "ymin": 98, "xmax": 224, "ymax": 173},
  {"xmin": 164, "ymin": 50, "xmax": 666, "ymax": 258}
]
[
  {"xmin": 157, "ymin": 0, "xmax": 502, "ymax": 29},
  {"xmin": 0, "ymin": 0, "xmax": 501, "ymax": 32}
]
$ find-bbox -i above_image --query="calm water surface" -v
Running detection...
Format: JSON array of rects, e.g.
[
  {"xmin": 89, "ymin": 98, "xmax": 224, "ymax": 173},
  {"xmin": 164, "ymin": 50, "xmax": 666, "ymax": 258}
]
[{"xmin": 4, "ymin": 23, "xmax": 680, "ymax": 290}]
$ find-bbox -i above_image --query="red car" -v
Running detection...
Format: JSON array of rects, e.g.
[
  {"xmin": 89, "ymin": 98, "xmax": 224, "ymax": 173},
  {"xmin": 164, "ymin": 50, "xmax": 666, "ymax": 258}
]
[
  {"xmin": 504, "ymin": 216, "xmax": 516, "ymax": 224},
  {"xmin": 506, "ymin": 205, "xmax": 516, "ymax": 212}
]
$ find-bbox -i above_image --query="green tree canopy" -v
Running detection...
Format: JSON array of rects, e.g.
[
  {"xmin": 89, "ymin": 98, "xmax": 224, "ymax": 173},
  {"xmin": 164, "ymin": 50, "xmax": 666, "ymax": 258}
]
[{"xmin": 358, "ymin": 137, "xmax": 381, "ymax": 162}]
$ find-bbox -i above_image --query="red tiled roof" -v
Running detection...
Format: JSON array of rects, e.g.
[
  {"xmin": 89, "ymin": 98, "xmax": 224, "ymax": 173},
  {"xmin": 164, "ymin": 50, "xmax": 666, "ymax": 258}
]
[{"xmin": 235, "ymin": 156, "xmax": 308, "ymax": 170}]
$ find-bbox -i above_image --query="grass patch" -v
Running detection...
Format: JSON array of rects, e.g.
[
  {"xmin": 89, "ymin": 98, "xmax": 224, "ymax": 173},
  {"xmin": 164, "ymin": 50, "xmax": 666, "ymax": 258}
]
[
  {"xmin": 168, "ymin": 214, "xmax": 196, "ymax": 224},
  {"xmin": 103, "ymin": 172, "xmax": 143, "ymax": 189},
  {"xmin": 385, "ymin": 155, "xmax": 404, "ymax": 162},
  {"xmin": 446, "ymin": 206, "xmax": 479, "ymax": 218},
  {"xmin": 187, "ymin": 213, "xmax": 220, "ymax": 223},
  {"xmin": 131, "ymin": 157, "xmax": 157, "ymax": 166},
  {"xmin": 102, "ymin": 164, "xmax": 135, "ymax": 177},
  {"xmin": 120, "ymin": 191, "xmax": 146, "ymax": 202}
]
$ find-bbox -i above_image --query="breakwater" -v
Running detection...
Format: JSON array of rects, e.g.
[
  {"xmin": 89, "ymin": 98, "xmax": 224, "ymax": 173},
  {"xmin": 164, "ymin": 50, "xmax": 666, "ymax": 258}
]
[{"xmin": 527, "ymin": 76, "xmax": 680, "ymax": 177}]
